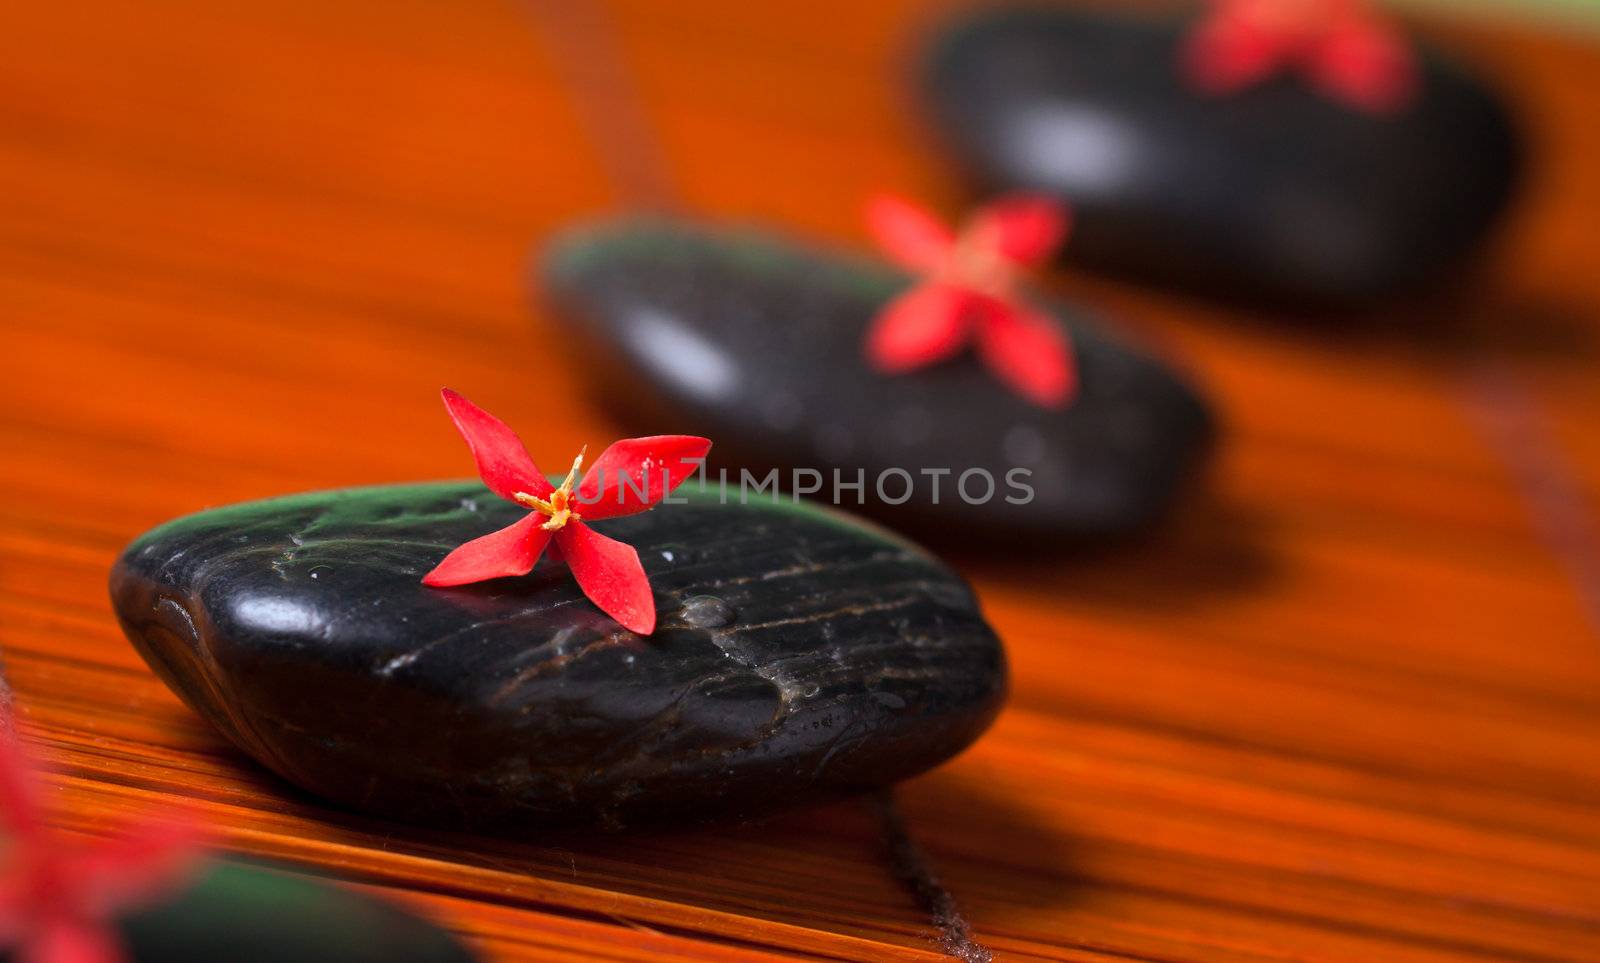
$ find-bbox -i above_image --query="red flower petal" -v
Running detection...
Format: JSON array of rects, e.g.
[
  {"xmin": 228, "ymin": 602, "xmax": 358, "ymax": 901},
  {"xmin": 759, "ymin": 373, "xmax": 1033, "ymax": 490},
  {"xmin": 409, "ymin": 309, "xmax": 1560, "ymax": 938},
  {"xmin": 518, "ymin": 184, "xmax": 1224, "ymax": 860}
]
[
  {"xmin": 866, "ymin": 194, "xmax": 956, "ymax": 272},
  {"xmin": 67, "ymin": 815, "xmax": 206, "ymax": 916},
  {"xmin": 0, "ymin": 731, "xmax": 42, "ymax": 839},
  {"xmin": 865, "ymin": 283, "xmax": 971, "ymax": 373},
  {"xmin": 1308, "ymin": 16, "xmax": 1417, "ymax": 113},
  {"xmin": 24, "ymin": 918, "xmax": 124, "ymax": 963},
  {"xmin": 440, "ymin": 389, "xmax": 551, "ymax": 502},
  {"xmin": 556, "ymin": 523, "xmax": 655, "ymax": 634},
  {"xmin": 0, "ymin": 726, "xmax": 206, "ymax": 963},
  {"xmin": 969, "ymin": 194, "xmax": 1070, "ymax": 266},
  {"xmin": 974, "ymin": 300, "xmax": 1077, "ymax": 408},
  {"xmin": 1184, "ymin": 10, "xmax": 1293, "ymax": 95},
  {"xmin": 576, "ymin": 436, "xmax": 712, "ymax": 520},
  {"xmin": 421, "ymin": 513, "xmax": 552, "ymax": 587},
  {"xmin": 0, "ymin": 884, "xmax": 25, "ymax": 944}
]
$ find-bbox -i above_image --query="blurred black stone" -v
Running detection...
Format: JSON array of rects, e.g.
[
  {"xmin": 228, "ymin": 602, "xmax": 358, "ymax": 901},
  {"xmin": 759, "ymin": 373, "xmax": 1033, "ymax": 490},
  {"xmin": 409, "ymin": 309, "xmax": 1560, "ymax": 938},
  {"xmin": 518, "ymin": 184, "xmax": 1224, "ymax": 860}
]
[
  {"xmin": 921, "ymin": 6, "xmax": 1522, "ymax": 305},
  {"xmin": 541, "ymin": 220, "xmax": 1214, "ymax": 541},
  {"xmin": 110, "ymin": 483, "xmax": 1005, "ymax": 831}
]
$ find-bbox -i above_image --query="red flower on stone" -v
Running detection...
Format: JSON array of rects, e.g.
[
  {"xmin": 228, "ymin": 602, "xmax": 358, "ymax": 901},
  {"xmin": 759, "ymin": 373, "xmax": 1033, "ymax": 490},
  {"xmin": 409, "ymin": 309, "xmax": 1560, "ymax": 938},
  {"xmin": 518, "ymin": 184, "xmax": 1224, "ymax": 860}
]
[
  {"xmin": 423, "ymin": 389, "xmax": 711, "ymax": 635},
  {"xmin": 1, "ymin": 723, "xmax": 206, "ymax": 963},
  {"xmin": 864, "ymin": 193, "xmax": 1076, "ymax": 409},
  {"xmin": 1184, "ymin": 0, "xmax": 1418, "ymax": 114}
]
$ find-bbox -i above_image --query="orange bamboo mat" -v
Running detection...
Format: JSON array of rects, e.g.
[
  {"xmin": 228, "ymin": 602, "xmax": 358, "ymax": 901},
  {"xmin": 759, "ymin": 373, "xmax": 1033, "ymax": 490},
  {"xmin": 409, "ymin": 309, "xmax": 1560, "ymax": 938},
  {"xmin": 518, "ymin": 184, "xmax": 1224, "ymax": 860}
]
[{"xmin": 3, "ymin": 1, "xmax": 1599, "ymax": 960}]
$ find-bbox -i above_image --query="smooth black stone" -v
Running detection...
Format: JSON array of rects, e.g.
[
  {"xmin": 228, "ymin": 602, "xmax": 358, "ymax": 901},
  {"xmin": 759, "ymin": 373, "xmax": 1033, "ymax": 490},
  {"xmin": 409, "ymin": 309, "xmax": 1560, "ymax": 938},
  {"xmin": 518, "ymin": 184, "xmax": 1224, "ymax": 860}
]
[
  {"xmin": 1, "ymin": 861, "xmax": 475, "ymax": 963},
  {"xmin": 110, "ymin": 483, "xmax": 1005, "ymax": 830},
  {"xmin": 541, "ymin": 220, "xmax": 1214, "ymax": 539},
  {"xmin": 921, "ymin": 6, "xmax": 1522, "ymax": 304}
]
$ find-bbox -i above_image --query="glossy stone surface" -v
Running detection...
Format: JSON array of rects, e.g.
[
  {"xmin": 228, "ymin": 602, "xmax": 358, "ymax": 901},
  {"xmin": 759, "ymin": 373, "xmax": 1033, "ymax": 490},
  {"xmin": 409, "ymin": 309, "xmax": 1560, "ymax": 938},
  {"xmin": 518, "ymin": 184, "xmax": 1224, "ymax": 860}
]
[
  {"xmin": 541, "ymin": 220, "xmax": 1214, "ymax": 540},
  {"xmin": 110, "ymin": 483, "xmax": 1005, "ymax": 830},
  {"xmin": 110, "ymin": 862, "xmax": 477, "ymax": 963},
  {"xmin": 921, "ymin": 6, "xmax": 1522, "ymax": 304}
]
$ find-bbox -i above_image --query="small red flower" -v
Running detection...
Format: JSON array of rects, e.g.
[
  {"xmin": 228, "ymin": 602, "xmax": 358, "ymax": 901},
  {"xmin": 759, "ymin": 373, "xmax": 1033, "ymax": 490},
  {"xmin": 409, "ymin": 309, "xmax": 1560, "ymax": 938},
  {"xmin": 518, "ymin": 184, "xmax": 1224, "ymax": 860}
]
[
  {"xmin": 1, "ymin": 724, "xmax": 206, "ymax": 963},
  {"xmin": 423, "ymin": 389, "xmax": 711, "ymax": 635},
  {"xmin": 1184, "ymin": 0, "xmax": 1418, "ymax": 114},
  {"xmin": 864, "ymin": 193, "xmax": 1076, "ymax": 409}
]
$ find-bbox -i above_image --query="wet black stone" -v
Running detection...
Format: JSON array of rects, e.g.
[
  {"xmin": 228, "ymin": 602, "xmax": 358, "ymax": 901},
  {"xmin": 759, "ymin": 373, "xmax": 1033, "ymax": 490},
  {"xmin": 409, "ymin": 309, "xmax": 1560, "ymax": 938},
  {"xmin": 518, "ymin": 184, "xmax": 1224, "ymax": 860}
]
[
  {"xmin": 541, "ymin": 220, "xmax": 1214, "ymax": 540},
  {"xmin": 921, "ymin": 6, "xmax": 1523, "ymax": 304},
  {"xmin": 110, "ymin": 483, "xmax": 1005, "ymax": 831},
  {"xmin": 108, "ymin": 861, "xmax": 476, "ymax": 963}
]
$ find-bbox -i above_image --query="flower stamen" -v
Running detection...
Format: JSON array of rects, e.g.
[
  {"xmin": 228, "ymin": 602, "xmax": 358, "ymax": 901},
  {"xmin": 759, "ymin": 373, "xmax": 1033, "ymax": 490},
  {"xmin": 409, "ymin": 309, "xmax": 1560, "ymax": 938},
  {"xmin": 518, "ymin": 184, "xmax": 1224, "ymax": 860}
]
[
  {"xmin": 939, "ymin": 230, "xmax": 1018, "ymax": 301},
  {"xmin": 514, "ymin": 445, "xmax": 587, "ymax": 531}
]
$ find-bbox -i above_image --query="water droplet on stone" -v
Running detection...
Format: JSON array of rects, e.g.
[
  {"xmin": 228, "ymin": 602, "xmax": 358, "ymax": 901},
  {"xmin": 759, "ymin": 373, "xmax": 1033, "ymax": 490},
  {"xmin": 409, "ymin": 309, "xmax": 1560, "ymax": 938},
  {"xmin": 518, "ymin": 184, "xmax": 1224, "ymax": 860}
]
[{"xmin": 679, "ymin": 595, "xmax": 736, "ymax": 628}]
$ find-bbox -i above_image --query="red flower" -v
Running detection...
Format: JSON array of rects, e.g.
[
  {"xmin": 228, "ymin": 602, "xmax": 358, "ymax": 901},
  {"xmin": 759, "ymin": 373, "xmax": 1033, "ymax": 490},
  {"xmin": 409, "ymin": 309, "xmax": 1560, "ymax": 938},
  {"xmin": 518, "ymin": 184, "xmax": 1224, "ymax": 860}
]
[
  {"xmin": 1, "ymin": 724, "xmax": 206, "ymax": 963},
  {"xmin": 864, "ymin": 194, "xmax": 1076, "ymax": 409},
  {"xmin": 1184, "ymin": 0, "xmax": 1418, "ymax": 114},
  {"xmin": 423, "ymin": 389, "xmax": 711, "ymax": 635}
]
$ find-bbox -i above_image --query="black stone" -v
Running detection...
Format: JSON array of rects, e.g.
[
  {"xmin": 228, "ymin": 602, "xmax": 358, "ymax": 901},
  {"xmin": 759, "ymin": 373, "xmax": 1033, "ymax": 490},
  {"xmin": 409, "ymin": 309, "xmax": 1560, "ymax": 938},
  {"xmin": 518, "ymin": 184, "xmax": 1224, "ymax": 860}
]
[
  {"xmin": 920, "ymin": 6, "xmax": 1523, "ymax": 304},
  {"xmin": 110, "ymin": 483, "xmax": 1005, "ymax": 831},
  {"xmin": 541, "ymin": 220, "xmax": 1214, "ymax": 540},
  {"xmin": 0, "ymin": 861, "xmax": 475, "ymax": 963}
]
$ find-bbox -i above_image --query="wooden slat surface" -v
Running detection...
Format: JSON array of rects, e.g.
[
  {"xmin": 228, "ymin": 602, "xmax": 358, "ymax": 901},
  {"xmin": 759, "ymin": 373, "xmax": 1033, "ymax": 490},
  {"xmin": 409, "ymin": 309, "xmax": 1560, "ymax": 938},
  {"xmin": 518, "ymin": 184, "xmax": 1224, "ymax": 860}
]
[{"xmin": 3, "ymin": 1, "xmax": 1599, "ymax": 960}]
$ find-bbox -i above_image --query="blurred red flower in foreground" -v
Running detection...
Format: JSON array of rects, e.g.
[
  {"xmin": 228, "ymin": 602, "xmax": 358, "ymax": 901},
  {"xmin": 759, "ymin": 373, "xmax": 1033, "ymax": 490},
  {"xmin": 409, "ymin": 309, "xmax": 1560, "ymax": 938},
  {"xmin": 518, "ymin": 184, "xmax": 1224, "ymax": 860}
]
[
  {"xmin": 1184, "ymin": 0, "xmax": 1418, "ymax": 113},
  {"xmin": 864, "ymin": 193, "xmax": 1076, "ymax": 409},
  {"xmin": 423, "ymin": 389, "xmax": 711, "ymax": 635},
  {"xmin": 0, "ymin": 724, "xmax": 205, "ymax": 963}
]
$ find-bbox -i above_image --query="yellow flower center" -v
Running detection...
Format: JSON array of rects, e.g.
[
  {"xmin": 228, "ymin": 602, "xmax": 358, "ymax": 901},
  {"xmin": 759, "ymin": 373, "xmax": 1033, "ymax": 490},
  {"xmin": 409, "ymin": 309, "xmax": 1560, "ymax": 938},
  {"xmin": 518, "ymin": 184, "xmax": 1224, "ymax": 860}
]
[
  {"xmin": 940, "ymin": 229, "xmax": 1019, "ymax": 301},
  {"xmin": 514, "ymin": 446, "xmax": 586, "ymax": 531}
]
